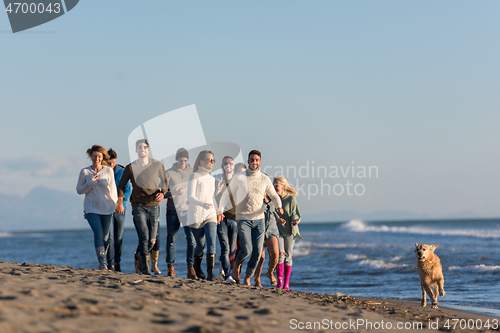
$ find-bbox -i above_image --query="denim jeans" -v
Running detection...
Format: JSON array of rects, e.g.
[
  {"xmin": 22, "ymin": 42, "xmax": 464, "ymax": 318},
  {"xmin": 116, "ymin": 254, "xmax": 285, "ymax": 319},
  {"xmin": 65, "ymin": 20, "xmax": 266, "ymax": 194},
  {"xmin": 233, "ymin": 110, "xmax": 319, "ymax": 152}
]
[
  {"xmin": 166, "ymin": 210, "xmax": 195, "ymax": 266},
  {"xmin": 132, "ymin": 205, "xmax": 159, "ymax": 255},
  {"xmin": 107, "ymin": 212, "xmax": 125, "ymax": 265},
  {"xmin": 152, "ymin": 222, "xmax": 160, "ymax": 251},
  {"xmin": 217, "ymin": 217, "xmax": 237, "ymax": 276},
  {"xmin": 236, "ymin": 219, "xmax": 265, "ymax": 278},
  {"xmin": 190, "ymin": 222, "xmax": 217, "ymax": 257},
  {"xmin": 86, "ymin": 213, "xmax": 112, "ymax": 250}
]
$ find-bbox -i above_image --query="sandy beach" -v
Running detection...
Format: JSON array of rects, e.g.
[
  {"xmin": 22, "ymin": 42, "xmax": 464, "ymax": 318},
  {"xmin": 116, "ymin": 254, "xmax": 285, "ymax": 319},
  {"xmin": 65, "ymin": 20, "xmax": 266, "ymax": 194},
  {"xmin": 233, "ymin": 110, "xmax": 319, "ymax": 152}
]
[{"xmin": 0, "ymin": 261, "xmax": 497, "ymax": 333}]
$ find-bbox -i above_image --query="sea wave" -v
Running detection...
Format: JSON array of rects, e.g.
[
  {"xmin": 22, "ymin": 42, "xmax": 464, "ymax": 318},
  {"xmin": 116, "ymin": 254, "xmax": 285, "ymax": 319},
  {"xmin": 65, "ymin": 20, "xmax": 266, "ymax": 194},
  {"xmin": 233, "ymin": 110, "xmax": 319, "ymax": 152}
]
[
  {"xmin": 294, "ymin": 240, "xmax": 393, "ymax": 250},
  {"xmin": 358, "ymin": 259, "xmax": 408, "ymax": 270},
  {"xmin": 339, "ymin": 220, "xmax": 500, "ymax": 239},
  {"xmin": 345, "ymin": 253, "xmax": 408, "ymax": 269},
  {"xmin": 0, "ymin": 232, "xmax": 46, "ymax": 238},
  {"xmin": 346, "ymin": 254, "xmax": 367, "ymax": 261},
  {"xmin": 448, "ymin": 265, "xmax": 500, "ymax": 272}
]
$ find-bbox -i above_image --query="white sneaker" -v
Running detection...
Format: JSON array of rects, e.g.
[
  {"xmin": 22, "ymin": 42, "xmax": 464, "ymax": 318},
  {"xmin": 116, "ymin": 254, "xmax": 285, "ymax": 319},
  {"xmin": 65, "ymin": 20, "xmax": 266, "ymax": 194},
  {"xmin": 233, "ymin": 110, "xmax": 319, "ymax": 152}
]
[{"xmin": 226, "ymin": 276, "xmax": 235, "ymax": 284}]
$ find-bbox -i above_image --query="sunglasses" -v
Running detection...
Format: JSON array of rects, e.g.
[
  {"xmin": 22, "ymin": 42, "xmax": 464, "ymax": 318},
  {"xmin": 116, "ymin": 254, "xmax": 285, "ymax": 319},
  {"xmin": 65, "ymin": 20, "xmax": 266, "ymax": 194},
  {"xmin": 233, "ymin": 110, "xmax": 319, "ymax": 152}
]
[{"xmin": 205, "ymin": 158, "xmax": 215, "ymax": 164}]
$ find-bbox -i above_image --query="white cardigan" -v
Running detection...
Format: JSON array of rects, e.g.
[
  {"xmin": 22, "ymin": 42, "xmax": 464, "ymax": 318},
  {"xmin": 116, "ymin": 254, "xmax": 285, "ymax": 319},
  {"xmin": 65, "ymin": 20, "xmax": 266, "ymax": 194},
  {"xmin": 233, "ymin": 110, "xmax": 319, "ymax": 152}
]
[
  {"xmin": 76, "ymin": 165, "xmax": 117, "ymax": 215},
  {"xmin": 186, "ymin": 168, "xmax": 217, "ymax": 228}
]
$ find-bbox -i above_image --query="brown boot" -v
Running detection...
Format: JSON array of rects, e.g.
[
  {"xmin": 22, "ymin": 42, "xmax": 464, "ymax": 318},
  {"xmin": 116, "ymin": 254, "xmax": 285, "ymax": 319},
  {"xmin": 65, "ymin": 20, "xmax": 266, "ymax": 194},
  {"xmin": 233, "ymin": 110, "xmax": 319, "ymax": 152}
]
[
  {"xmin": 254, "ymin": 257, "xmax": 264, "ymax": 288},
  {"xmin": 187, "ymin": 265, "xmax": 198, "ymax": 279},
  {"xmin": 151, "ymin": 250, "xmax": 162, "ymax": 275},
  {"xmin": 167, "ymin": 264, "xmax": 175, "ymax": 277},
  {"xmin": 267, "ymin": 256, "xmax": 278, "ymax": 286}
]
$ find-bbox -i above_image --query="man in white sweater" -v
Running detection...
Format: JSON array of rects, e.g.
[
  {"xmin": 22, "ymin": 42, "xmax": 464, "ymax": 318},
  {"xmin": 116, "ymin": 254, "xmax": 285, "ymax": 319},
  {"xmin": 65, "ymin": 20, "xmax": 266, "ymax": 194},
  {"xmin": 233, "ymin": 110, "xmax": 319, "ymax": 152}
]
[{"xmin": 217, "ymin": 150, "xmax": 283, "ymax": 285}]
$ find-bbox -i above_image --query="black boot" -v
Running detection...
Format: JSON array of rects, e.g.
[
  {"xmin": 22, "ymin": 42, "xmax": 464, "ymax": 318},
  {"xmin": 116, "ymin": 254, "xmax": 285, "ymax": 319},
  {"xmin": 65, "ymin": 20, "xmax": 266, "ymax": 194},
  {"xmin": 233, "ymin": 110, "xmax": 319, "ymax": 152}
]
[
  {"xmin": 206, "ymin": 254, "xmax": 218, "ymax": 281},
  {"xmin": 193, "ymin": 255, "xmax": 205, "ymax": 280},
  {"xmin": 140, "ymin": 253, "xmax": 151, "ymax": 275},
  {"xmin": 115, "ymin": 263, "xmax": 121, "ymax": 272}
]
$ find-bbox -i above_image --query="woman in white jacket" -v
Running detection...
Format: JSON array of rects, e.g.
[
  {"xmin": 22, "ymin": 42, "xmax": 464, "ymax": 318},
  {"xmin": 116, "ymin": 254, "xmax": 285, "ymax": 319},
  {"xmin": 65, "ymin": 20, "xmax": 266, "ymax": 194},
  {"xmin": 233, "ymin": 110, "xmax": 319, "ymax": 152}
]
[
  {"xmin": 76, "ymin": 145, "xmax": 117, "ymax": 270},
  {"xmin": 187, "ymin": 150, "xmax": 218, "ymax": 280}
]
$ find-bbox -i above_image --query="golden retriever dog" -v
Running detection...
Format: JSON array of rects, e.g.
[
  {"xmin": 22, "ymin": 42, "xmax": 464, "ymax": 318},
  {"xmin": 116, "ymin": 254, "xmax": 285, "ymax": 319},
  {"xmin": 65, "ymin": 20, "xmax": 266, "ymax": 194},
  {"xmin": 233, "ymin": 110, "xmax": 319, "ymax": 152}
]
[{"xmin": 414, "ymin": 243, "xmax": 445, "ymax": 308}]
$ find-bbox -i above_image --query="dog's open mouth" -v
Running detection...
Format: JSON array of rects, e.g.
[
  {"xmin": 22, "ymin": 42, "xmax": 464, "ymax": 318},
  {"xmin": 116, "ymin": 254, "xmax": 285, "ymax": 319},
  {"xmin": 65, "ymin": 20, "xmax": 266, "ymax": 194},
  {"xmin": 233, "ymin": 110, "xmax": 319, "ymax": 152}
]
[{"xmin": 417, "ymin": 255, "xmax": 426, "ymax": 260}]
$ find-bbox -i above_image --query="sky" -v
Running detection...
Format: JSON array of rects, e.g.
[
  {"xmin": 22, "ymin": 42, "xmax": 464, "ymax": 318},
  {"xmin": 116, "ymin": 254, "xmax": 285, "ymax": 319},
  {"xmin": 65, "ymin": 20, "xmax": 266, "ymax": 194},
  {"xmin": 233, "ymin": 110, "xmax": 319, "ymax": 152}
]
[{"xmin": 1, "ymin": 0, "xmax": 500, "ymax": 229}]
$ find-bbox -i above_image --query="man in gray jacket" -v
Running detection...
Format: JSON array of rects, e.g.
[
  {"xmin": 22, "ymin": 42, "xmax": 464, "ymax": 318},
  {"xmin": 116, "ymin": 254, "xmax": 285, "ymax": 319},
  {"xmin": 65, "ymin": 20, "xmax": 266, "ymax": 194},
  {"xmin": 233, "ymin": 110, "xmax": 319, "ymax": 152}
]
[{"xmin": 164, "ymin": 148, "xmax": 196, "ymax": 278}]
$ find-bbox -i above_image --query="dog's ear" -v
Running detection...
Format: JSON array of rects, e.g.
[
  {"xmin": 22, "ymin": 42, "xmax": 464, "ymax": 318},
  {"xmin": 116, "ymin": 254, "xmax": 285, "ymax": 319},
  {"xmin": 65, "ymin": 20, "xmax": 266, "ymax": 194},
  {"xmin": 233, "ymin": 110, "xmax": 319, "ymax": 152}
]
[
  {"xmin": 415, "ymin": 242, "xmax": 418, "ymax": 247},
  {"xmin": 432, "ymin": 244, "xmax": 440, "ymax": 250}
]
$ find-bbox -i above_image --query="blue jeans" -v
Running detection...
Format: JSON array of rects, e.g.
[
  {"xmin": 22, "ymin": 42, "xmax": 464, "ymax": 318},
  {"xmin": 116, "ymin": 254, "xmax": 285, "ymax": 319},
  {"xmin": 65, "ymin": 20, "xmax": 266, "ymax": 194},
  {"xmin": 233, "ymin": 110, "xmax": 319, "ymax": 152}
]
[
  {"xmin": 166, "ymin": 210, "xmax": 195, "ymax": 266},
  {"xmin": 217, "ymin": 217, "xmax": 237, "ymax": 276},
  {"xmin": 190, "ymin": 222, "xmax": 217, "ymax": 257},
  {"xmin": 108, "ymin": 212, "xmax": 125, "ymax": 265},
  {"xmin": 132, "ymin": 205, "xmax": 159, "ymax": 255},
  {"xmin": 236, "ymin": 219, "xmax": 265, "ymax": 278},
  {"xmin": 86, "ymin": 213, "xmax": 112, "ymax": 250}
]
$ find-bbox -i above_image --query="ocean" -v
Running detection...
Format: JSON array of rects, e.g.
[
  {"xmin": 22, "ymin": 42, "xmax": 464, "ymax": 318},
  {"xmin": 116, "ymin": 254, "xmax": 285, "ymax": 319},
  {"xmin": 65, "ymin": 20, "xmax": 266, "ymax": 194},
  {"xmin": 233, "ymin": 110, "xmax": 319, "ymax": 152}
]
[{"xmin": 1, "ymin": 219, "xmax": 500, "ymax": 314}]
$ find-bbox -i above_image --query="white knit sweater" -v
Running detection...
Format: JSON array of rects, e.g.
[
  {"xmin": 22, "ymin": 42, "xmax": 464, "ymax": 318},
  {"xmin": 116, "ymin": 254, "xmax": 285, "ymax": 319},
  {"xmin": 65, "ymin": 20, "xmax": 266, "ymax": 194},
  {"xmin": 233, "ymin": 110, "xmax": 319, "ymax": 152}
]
[
  {"xmin": 186, "ymin": 167, "xmax": 217, "ymax": 228},
  {"xmin": 218, "ymin": 168, "xmax": 281, "ymax": 221},
  {"xmin": 76, "ymin": 165, "xmax": 118, "ymax": 215}
]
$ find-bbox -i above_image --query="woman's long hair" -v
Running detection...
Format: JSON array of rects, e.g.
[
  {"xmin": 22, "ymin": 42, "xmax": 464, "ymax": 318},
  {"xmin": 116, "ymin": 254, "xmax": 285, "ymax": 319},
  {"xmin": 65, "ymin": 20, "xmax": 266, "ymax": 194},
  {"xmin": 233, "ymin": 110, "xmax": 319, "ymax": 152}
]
[
  {"xmin": 86, "ymin": 144, "xmax": 110, "ymax": 166},
  {"xmin": 274, "ymin": 175, "xmax": 298, "ymax": 196},
  {"xmin": 193, "ymin": 150, "xmax": 213, "ymax": 172}
]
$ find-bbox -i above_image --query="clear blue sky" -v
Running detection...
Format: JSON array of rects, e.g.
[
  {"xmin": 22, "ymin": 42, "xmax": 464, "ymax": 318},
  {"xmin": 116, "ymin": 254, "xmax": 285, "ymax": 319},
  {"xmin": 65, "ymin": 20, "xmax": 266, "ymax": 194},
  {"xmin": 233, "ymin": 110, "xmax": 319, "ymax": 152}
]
[{"xmin": 1, "ymin": 1, "xmax": 499, "ymax": 222}]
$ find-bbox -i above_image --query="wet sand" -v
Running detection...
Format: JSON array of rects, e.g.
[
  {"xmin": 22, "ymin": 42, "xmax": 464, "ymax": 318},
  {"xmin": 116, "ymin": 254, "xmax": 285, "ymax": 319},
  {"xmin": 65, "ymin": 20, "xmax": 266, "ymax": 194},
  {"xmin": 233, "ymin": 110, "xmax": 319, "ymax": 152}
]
[{"xmin": 0, "ymin": 261, "xmax": 497, "ymax": 332}]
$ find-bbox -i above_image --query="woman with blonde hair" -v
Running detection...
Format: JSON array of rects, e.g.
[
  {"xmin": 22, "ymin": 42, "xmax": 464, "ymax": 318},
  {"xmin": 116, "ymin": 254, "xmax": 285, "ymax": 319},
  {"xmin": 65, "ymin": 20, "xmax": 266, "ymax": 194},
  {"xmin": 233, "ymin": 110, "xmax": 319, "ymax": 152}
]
[
  {"xmin": 76, "ymin": 145, "xmax": 117, "ymax": 270},
  {"xmin": 273, "ymin": 175, "xmax": 302, "ymax": 290},
  {"xmin": 186, "ymin": 150, "xmax": 218, "ymax": 281}
]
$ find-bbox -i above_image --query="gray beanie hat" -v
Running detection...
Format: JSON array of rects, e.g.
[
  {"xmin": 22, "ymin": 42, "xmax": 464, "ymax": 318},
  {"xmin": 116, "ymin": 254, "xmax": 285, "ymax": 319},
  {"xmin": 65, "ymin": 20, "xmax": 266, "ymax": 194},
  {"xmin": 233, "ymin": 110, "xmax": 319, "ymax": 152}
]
[{"xmin": 175, "ymin": 148, "xmax": 189, "ymax": 160}]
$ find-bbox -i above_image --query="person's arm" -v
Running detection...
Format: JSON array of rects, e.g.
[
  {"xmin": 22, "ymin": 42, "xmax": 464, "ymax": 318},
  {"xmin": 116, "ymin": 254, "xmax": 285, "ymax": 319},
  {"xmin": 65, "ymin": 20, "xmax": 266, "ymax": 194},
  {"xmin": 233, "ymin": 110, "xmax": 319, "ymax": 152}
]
[
  {"xmin": 217, "ymin": 175, "xmax": 238, "ymax": 214},
  {"xmin": 187, "ymin": 174, "xmax": 205, "ymax": 207},
  {"xmin": 290, "ymin": 195, "xmax": 301, "ymax": 226},
  {"xmin": 265, "ymin": 177, "xmax": 283, "ymax": 214},
  {"xmin": 116, "ymin": 165, "xmax": 131, "ymax": 213},
  {"xmin": 108, "ymin": 168, "xmax": 118, "ymax": 204},
  {"xmin": 76, "ymin": 168, "xmax": 97, "ymax": 195},
  {"xmin": 116, "ymin": 167, "xmax": 131, "ymax": 203}
]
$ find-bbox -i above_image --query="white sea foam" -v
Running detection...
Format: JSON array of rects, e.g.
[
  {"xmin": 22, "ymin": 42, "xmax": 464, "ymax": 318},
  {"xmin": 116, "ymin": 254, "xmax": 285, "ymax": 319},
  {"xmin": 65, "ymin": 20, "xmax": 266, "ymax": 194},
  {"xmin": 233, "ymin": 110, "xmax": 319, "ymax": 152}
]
[
  {"xmin": 448, "ymin": 265, "xmax": 500, "ymax": 272},
  {"xmin": 340, "ymin": 220, "xmax": 500, "ymax": 239},
  {"xmin": 359, "ymin": 259, "xmax": 407, "ymax": 269},
  {"xmin": 0, "ymin": 232, "xmax": 13, "ymax": 238},
  {"xmin": 345, "ymin": 253, "xmax": 407, "ymax": 269},
  {"xmin": 293, "ymin": 242, "xmax": 311, "ymax": 257},
  {"xmin": 346, "ymin": 254, "xmax": 367, "ymax": 261},
  {"xmin": 295, "ymin": 240, "xmax": 392, "ymax": 250}
]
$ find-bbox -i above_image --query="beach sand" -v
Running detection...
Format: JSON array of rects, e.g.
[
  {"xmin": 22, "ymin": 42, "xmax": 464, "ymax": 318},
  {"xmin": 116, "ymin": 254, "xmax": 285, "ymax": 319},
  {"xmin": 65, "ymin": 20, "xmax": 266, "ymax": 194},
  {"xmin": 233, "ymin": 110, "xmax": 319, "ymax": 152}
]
[{"xmin": 0, "ymin": 261, "xmax": 497, "ymax": 332}]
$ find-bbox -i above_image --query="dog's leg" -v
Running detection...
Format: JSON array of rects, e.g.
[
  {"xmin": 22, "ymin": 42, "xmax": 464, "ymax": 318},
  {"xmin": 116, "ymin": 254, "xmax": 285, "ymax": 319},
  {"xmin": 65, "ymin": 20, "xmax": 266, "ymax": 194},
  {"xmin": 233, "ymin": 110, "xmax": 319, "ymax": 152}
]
[
  {"xmin": 420, "ymin": 281, "xmax": 427, "ymax": 307},
  {"xmin": 438, "ymin": 278, "xmax": 446, "ymax": 297},
  {"xmin": 423, "ymin": 282, "xmax": 438, "ymax": 308}
]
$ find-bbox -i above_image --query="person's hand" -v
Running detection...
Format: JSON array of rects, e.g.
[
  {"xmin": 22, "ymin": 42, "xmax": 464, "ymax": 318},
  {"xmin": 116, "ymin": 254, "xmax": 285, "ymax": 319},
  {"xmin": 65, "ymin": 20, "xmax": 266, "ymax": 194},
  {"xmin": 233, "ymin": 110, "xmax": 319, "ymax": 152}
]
[
  {"xmin": 216, "ymin": 182, "xmax": 224, "ymax": 195},
  {"xmin": 278, "ymin": 217, "xmax": 286, "ymax": 226},
  {"xmin": 202, "ymin": 202, "xmax": 213, "ymax": 210},
  {"xmin": 155, "ymin": 192, "xmax": 165, "ymax": 202},
  {"xmin": 93, "ymin": 173, "xmax": 100, "ymax": 182},
  {"xmin": 217, "ymin": 213, "xmax": 225, "ymax": 223},
  {"xmin": 276, "ymin": 208, "xmax": 284, "ymax": 215},
  {"xmin": 116, "ymin": 203, "xmax": 125, "ymax": 214},
  {"xmin": 175, "ymin": 187, "xmax": 186, "ymax": 196},
  {"xmin": 292, "ymin": 220, "xmax": 298, "ymax": 226}
]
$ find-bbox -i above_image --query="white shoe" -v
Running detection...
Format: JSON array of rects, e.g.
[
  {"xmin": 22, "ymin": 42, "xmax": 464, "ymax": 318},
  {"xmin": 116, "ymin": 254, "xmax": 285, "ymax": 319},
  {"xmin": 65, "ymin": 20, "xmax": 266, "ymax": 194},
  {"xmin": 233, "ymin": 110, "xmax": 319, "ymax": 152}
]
[{"xmin": 226, "ymin": 276, "xmax": 235, "ymax": 284}]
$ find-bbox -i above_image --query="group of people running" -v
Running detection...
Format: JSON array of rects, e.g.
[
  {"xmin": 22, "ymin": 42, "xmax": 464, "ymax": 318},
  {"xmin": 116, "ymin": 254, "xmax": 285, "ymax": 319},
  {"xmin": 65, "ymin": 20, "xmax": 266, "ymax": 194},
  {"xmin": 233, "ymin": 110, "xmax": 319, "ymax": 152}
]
[{"xmin": 76, "ymin": 140, "xmax": 302, "ymax": 289}]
